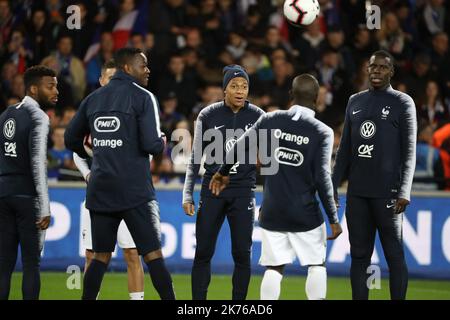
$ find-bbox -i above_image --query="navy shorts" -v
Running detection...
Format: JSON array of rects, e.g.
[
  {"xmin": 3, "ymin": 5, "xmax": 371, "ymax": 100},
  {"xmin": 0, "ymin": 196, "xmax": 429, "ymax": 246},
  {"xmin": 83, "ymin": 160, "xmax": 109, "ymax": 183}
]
[{"xmin": 90, "ymin": 200, "xmax": 161, "ymax": 256}]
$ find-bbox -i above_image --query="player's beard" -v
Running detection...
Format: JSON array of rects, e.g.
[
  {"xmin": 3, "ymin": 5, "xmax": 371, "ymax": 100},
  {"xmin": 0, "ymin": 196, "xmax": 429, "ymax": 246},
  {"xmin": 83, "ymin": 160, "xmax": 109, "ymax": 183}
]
[{"xmin": 37, "ymin": 91, "xmax": 57, "ymax": 108}]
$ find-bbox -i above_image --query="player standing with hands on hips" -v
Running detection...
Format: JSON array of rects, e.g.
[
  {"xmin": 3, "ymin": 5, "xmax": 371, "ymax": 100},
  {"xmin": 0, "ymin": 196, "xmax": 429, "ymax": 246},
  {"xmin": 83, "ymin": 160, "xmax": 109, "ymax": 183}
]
[
  {"xmin": 0, "ymin": 66, "xmax": 58, "ymax": 300},
  {"xmin": 65, "ymin": 48, "xmax": 175, "ymax": 300},
  {"xmin": 210, "ymin": 74, "xmax": 342, "ymax": 300},
  {"xmin": 332, "ymin": 50, "xmax": 417, "ymax": 300}
]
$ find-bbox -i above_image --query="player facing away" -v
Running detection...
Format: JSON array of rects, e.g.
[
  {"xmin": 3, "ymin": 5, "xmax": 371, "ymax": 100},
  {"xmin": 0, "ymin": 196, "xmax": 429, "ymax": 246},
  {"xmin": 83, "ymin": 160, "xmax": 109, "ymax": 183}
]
[
  {"xmin": 332, "ymin": 50, "xmax": 417, "ymax": 300},
  {"xmin": 0, "ymin": 66, "xmax": 58, "ymax": 299},
  {"xmin": 182, "ymin": 65, "xmax": 265, "ymax": 300},
  {"xmin": 210, "ymin": 74, "xmax": 342, "ymax": 300},
  {"xmin": 73, "ymin": 60, "xmax": 145, "ymax": 300},
  {"xmin": 65, "ymin": 48, "xmax": 175, "ymax": 300}
]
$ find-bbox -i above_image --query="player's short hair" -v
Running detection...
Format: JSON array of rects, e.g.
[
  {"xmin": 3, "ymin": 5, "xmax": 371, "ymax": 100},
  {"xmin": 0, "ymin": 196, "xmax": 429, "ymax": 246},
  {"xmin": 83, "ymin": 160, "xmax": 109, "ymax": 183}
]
[
  {"xmin": 113, "ymin": 47, "xmax": 143, "ymax": 70},
  {"xmin": 292, "ymin": 73, "xmax": 319, "ymax": 103},
  {"xmin": 24, "ymin": 65, "xmax": 56, "ymax": 91},
  {"xmin": 371, "ymin": 50, "xmax": 395, "ymax": 67},
  {"xmin": 101, "ymin": 59, "xmax": 116, "ymax": 73}
]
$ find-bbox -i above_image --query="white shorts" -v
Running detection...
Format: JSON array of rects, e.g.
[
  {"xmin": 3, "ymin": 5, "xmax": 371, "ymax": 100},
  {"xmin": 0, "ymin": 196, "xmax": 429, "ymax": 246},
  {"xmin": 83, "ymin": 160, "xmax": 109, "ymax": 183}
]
[
  {"xmin": 81, "ymin": 201, "xmax": 137, "ymax": 250},
  {"xmin": 259, "ymin": 223, "xmax": 327, "ymax": 267}
]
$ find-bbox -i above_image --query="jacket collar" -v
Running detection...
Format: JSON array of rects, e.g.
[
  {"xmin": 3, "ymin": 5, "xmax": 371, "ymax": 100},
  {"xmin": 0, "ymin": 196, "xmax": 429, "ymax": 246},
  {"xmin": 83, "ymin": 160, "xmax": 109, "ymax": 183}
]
[
  {"xmin": 22, "ymin": 95, "xmax": 40, "ymax": 107},
  {"xmin": 369, "ymin": 84, "xmax": 393, "ymax": 92},
  {"xmin": 112, "ymin": 69, "xmax": 140, "ymax": 84},
  {"xmin": 223, "ymin": 100, "xmax": 249, "ymax": 113},
  {"xmin": 291, "ymin": 104, "xmax": 316, "ymax": 120}
]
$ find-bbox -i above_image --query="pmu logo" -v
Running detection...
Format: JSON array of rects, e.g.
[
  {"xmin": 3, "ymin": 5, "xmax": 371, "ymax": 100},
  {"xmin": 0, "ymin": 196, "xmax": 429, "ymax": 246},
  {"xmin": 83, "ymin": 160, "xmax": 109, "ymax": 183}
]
[
  {"xmin": 3, "ymin": 118, "xmax": 15, "ymax": 140},
  {"xmin": 360, "ymin": 121, "xmax": 376, "ymax": 139},
  {"xmin": 94, "ymin": 116, "xmax": 121, "ymax": 132},
  {"xmin": 274, "ymin": 147, "xmax": 304, "ymax": 167}
]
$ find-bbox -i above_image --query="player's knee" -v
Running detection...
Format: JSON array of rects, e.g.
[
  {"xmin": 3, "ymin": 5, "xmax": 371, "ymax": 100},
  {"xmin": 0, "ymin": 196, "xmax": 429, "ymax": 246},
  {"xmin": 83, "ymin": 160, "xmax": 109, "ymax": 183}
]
[
  {"xmin": 85, "ymin": 249, "xmax": 94, "ymax": 260},
  {"xmin": 350, "ymin": 247, "xmax": 373, "ymax": 261},
  {"xmin": 194, "ymin": 246, "xmax": 215, "ymax": 262},
  {"xmin": 231, "ymin": 249, "xmax": 250, "ymax": 266},
  {"xmin": 93, "ymin": 252, "xmax": 112, "ymax": 264},
  {"xmin": 123, "ymin": 248, "xmax": 141, "ymax": 266},
  {"xmin": 266, "ymin": 265, "xmax": 285, "ymax": 275},
  {"xmin": 21, "ymin": 254, "xmax": 40, "ymax": 269},
  {"xmin": 143, "ymin": 249, "xmax": 163, "ymax": 263},
  {"xmin": 307, "ymin": 264, "xmax": 326, "ymax": 273},
  {"xmin": 384, "ymin": 252, "xmax": 406, "ymax": 267}
]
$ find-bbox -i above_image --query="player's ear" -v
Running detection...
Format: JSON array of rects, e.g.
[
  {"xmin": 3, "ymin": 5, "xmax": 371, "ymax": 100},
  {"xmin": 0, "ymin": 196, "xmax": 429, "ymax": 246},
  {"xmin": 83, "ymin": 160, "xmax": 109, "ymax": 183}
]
[
  {"xmin": 29, "ymin": 84, "xmax": 38, "ymax": 96},
  {"xmin": 123, "ymin": 63, "xmax": 131, "ymax": 74}
]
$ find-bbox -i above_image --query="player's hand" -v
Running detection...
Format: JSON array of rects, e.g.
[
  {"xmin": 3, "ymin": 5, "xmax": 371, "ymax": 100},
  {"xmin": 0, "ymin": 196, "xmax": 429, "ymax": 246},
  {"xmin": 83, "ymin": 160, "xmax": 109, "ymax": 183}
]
[
  {"xmin": 394, "ymin": 198, "xmax": 409, "ymax": 214},
  {"xmin": 327, "ymin": 223, "xmax": 342, "ymax": 240},
  {"xmin": 183, "ymin": 202, "xmax": 195, "ymax": 217},
  {"xmin": 36, "ymin": 216, "xmax": 51, "ymax": 230},
  {"xmin": 209, "ymin": 172, "xmax": 230, "ymax": 196}
]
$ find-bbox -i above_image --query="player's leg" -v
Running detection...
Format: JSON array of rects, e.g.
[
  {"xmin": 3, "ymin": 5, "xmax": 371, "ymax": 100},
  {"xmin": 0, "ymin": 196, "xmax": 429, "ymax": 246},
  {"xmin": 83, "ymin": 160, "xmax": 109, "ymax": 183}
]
[
  {"xmin": 289, "ymin": 223, "xmax": 327, "ymax": 300},
  {"xmin": 191, "ymin": 197, "xmax": 226, "ymax": 300},
  {"xmin": 82, "ymin": 210, "xmax": 120, "ymax": 300},
  {"xmin": 0, "ymin": 198, "xmax": 19, "ymax": 300},
  {"xmin": 14, "ymin": 196, "xmax": 44, "ymax": 300},
  {"xmin": 122, "ymin": 248, "xmax": 144, "ymax": 299},
  {"xmin": 259, "ymin": 227, "xmax": 296, "ymax": 300},
  {"xmin": 81, "ymin": 200, "xmax": 94, "ymax": 272},
  {"xmin": 226, "ymin": 197, "xmax": 254, "ymax": 300},
  {"xmin": 118, "ymin": 219, "xmax": 144, "ymax": 300},
  {"xmin": 123, "ymin": 200, "xmax": 175, "ymax": 300},
  {"xmin": 346, "ymin": 196, "xmax": 377, "ymax": 300},
  {"xmin": 85, "ymin": 250, "xmax": 94, "ymax": 271},
  {"xmin": 260, "ymin": 265, "xmax": 285, "ymax": 300},
  {"xmin": 371, "ymin": 198, "xmax": 408, "ymax": 300}
]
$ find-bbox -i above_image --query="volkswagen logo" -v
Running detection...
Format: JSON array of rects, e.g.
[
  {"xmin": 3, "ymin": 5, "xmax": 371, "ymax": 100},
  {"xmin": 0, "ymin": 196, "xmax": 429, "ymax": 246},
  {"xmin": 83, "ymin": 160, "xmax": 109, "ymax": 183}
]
[
  {"xmin": 360, "ymin": 120, "xmax": 376, "ymax": 139},
  {"xmin": 3, "ymin": 118, "xmax": 16, "ymax": 140}
]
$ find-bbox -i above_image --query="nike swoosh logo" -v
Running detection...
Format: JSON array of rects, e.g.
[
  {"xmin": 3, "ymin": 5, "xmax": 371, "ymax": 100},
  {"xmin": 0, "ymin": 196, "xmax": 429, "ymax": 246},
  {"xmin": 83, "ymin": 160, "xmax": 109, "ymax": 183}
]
[
  {"xmin": 352, "ymin": 110, "xmax": 362, "ymax": 115},
  {"xmin": 248, "ymin": 206, "xmax": 254, "ymax": 210},
  {"xmin": 386, "ymin": 204, "xmax": 395, "ymax": 208},
  {"xmin": 214, "ymin": 125, "xmax": 225, "ymax": 130},
  {"xmin": 234, "ymin": 72, "xmax": 240, "ymax": 76}
]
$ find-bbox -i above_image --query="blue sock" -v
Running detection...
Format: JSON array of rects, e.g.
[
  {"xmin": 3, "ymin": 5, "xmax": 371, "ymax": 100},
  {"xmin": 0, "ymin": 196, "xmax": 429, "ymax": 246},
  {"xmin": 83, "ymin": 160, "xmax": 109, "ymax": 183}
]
[
  {"xmin": 82, "ymin": 259, "xmax": 107, "ymax": 300},
  {"xmin": 146, "ymin": 258, "xmax": 175, "ymax": 300}
]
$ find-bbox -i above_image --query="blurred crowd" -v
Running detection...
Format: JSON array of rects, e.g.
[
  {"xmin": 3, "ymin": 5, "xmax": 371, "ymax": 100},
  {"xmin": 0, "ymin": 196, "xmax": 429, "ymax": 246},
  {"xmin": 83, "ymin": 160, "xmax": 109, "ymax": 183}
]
[{"xmin": 0, "ymin": 0, "xmax": 450, "ymax": 189}]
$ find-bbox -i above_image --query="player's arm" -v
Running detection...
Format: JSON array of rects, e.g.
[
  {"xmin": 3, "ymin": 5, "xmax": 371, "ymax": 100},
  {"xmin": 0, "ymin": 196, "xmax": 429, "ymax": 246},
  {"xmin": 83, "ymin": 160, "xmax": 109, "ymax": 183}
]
[
  {"xmin": 331, "ymin": 99, "xmax": 352, "ymax": 203},
  {"xmin": 182, "ymin": 111, "xmax": 206, "ymax": 216},
  {"xmin": 211, "ymin": 116, "xmax": 264, "ymax": 195},
  {"xmin": 137, "ymin": 91, "xmax": 165, "ymax": 156},
  {"xmin": 396, "ymin": 95, "xmax": 417, "ymax": 213},
  {"xmin": 73, "ymin": 153, "xmax": 91, "ymax": 182},
  {"xmin": 28, "ymin": 112, "xmax": 51, "ymax": 230},
  {"xmin": 314, "ymin": 127, "xmax": 342, "ymax": 240},
  {"xmin": 64, "ymin": 99, "xmax": 90, "ymax": 159}
]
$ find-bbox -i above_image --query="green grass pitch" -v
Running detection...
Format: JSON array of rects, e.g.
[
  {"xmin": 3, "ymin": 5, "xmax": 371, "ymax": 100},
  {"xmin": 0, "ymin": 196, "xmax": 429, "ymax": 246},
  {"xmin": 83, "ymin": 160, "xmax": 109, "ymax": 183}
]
[{"xmin": 8, "ymin": 272, "xmax": 450, "ymax": 300}]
